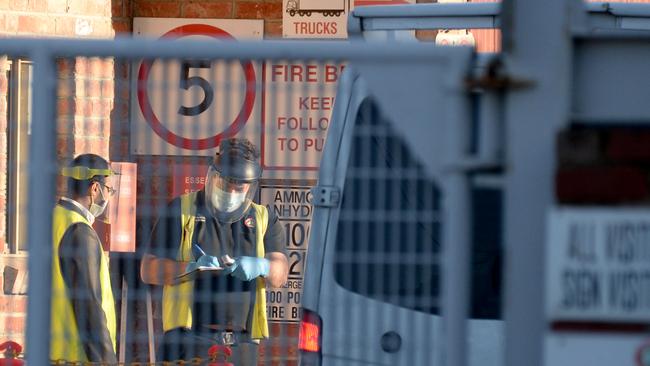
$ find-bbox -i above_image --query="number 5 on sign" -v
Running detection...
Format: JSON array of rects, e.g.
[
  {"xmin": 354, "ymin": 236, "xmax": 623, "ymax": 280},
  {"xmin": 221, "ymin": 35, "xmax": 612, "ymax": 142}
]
[{"xmin": 178, "ymin": 60, "xmax": 214, "ymax": 116}]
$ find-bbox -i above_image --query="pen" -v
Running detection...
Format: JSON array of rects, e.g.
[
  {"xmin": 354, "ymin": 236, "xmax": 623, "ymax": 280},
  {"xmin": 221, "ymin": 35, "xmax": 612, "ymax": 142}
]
[{"xmin": 192, "ymin": 243, "xmax": 207, "ymax": 259}]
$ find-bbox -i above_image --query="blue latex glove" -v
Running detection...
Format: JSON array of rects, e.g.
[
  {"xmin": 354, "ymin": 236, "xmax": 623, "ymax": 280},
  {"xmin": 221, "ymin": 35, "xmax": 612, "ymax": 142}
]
[
  {"xmin": 185, "ymin": 254, "xmax": 220, "ymax": 272},
  {"xmin": 224, "ymin": 256, "xmax": 270, "ymax": 281}
]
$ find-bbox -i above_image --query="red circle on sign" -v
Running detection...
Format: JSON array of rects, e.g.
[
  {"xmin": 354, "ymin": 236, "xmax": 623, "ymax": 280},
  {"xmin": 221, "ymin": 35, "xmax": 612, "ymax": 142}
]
[{"xmin": 137, "ymin": 24, "xmax": 256, "ymax": 150}]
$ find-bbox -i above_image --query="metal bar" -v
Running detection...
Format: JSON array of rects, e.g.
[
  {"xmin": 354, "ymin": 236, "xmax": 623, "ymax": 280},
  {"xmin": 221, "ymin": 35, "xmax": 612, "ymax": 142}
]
[
  {"xmin": 24, "ymin": 49, "xmax": 57, "ymax": 365},
  {"xmin": 362, "ymin": 16, "xmax": 498, "ymax": 31},
  {"xmin": 146, "ymin": 288, "xmax": 156, "ymax": 363},
  {"xmin": 500, "ymin": 0, "xmax": 580, "ymax": 366},
  {"xmin": 441, "ymin": 56, "xmax": 472, "ymax": 366},
  {"xmin": 0, "ymin": 38, "xmax": 453, "ymax": 60},
  {"xmin": 353, "ymin": 3, "xmax": 500, "ymax": 18},
  {"xmin": 119, "ymin": 278, "xmax": 128, "ymax": 363},
  {"xmin": 350, "ymin": 2, "xmax": 650, "ymax": 32}
]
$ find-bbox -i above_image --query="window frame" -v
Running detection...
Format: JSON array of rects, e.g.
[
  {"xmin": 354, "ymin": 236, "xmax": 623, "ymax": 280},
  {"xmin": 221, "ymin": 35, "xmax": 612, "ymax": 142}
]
[{"xmin": 6, "ymin": 58, "xmax": 32, "ymax": 254}]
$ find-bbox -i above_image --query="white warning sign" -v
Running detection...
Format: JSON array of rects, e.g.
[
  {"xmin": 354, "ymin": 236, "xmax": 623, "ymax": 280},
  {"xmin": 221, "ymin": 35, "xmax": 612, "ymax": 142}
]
[
  {"xmin": 262, "ymin": 63, "xmax": 343, "ymax": 171},
  {"xmin": 260, "ymin": 185, "xmax": 313, "ymax": 322},
  {"xmin": 546, "ymin": 208, "xmax": 650, "ymax": 322}
]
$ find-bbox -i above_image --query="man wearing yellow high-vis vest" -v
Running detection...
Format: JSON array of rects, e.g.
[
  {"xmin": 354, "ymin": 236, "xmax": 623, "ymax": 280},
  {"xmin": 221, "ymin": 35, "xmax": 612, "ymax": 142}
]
[
  {"xmin": 141, "ymin": 138, "xmax": 288, "ymax": 365},
  {"xmin": 51, "ymin": 154, "xmax": 118, "ymax": 363}
]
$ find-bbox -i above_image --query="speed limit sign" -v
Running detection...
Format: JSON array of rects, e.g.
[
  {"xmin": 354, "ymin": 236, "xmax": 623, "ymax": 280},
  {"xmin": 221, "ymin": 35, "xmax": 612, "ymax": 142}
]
[{"xmin": 131, "ymin": 18, "xmax": 264, "ymax": 155}]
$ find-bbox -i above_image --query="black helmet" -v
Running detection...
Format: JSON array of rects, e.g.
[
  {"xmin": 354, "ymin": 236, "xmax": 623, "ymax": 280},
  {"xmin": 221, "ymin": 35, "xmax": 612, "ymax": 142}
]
[{"xmin": 205, "ymin": 138, "xmax": 262, "ymax": 223}]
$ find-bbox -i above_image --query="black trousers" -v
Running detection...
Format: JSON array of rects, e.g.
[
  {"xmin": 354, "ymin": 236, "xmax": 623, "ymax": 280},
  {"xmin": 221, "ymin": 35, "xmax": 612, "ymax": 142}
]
[{"xmin": 159, "ymin": 328, "xmax": 258, "ymax": 366}]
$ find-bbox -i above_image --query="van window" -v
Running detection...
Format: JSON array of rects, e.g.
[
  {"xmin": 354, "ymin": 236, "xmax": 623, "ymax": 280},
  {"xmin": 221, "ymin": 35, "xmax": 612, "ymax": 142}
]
[
  {"xmin": 334, "ymin": 99, "xmax": 442, "ymax": 315},
  {"xmin": 332, "ymin": 99, "xmax": 503, "ymax": 319}
]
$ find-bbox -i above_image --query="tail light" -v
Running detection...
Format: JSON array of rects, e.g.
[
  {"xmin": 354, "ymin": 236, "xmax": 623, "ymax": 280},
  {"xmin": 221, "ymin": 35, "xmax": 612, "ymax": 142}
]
[{"xmin": 299, "ymin": 308, "xmax": 322, "ymax": 365}]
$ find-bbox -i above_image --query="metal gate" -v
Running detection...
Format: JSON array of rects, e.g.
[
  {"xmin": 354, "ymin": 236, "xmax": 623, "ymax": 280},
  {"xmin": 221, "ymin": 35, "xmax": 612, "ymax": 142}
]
[{"xmin": 0, "ymin": 38, "xmax": 476, "ymax": 365}]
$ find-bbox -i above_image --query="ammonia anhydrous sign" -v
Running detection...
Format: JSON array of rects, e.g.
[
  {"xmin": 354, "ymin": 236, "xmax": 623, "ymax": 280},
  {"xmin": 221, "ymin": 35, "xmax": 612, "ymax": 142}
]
[{"xmin": 260, "ymin": 186, "xmax": 313, "ymax": 322}]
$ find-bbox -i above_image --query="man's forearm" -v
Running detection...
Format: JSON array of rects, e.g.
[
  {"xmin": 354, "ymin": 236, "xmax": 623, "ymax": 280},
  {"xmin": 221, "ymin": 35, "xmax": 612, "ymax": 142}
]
[
  {"xmin": 265, "ymin": 252, "xmax": 289, "ymax": 288},
  {"xmin": 140, "ymin": 254, "xmax": 188, "ymax": 285}
]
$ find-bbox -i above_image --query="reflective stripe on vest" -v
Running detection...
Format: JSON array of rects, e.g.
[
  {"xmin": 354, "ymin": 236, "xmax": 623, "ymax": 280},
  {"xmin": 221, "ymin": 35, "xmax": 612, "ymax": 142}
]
[
  {"xmin": 50, "ymin": 204, "xmax": 117, "ymax": 362},
  {"xmin": 162, "ymin": 192, "xmax": 269, "ymax": 339}
]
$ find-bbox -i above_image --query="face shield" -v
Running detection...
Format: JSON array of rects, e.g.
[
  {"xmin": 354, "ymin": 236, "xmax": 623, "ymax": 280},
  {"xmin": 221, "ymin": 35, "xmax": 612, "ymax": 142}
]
[{"xmin": 204, "ymin": 154, "xmax": 261, "ymax": 223}]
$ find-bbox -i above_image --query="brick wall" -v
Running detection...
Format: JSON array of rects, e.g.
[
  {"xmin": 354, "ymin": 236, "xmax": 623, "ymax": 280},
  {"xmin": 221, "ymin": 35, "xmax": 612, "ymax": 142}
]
[
  {"xmin": 131, "ymin": 0, "xmax": 284, "ymax": 38},
  {"xmin": 0, "ymin": 0, "xmax": 117, "ymax": 354}
]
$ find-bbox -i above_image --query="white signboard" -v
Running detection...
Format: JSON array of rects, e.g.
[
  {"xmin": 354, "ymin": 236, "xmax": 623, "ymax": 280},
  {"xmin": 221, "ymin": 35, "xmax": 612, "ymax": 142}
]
[
  {"xmin": 131, "ymin": 18, "xmax": 264, "ymax": 155},
  {"xmin": 283, "ymin": 0, "xmax": 350, "ymax": 38},
  {"xmin": 546, "ymin": 208, "xmax": 650, "ymax": 322},
  {"xmin": 260, "ymin": 185, "xmax": 313, "ymax": 322},
  {"xmin": 262, "ymin": 62, "xmax": 344, "ymax": 173}
]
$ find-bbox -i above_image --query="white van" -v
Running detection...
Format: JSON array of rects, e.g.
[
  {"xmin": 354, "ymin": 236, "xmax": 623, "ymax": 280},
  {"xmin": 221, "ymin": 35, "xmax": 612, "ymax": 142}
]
[{"xmin": 296, "ymin": 44, "xmax": 504, "ymax": 365}]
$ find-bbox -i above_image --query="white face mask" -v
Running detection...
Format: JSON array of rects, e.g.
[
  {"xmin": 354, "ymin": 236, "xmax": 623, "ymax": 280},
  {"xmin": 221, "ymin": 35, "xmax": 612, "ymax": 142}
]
[
  {"xmin": 89, "ymin": 184, "xmax": 109, "ymax": 218},
  {"xmin": 211, "ymin": 187, "xmax": 246, "ymax": 213}
]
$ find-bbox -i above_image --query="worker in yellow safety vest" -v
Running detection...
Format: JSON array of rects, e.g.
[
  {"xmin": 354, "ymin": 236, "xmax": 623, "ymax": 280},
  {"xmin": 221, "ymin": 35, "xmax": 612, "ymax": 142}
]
[
  {"xmin": 51, "ymin": 154, "xmax": 117, "ymax": 363},
  {"xmin": 141, "ymin": 138, "xmax": 289, "ymax": 365}
]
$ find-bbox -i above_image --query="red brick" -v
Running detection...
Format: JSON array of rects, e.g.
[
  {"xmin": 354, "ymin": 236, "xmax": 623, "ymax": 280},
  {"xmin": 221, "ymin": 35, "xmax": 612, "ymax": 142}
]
[
  {"xmin": 235, "ymin": 1, "xmax": 282, "ymax": 19},
  {"xmin": 66, "ymin": 0, "xmax": 86, "ymax": 14},
  {"xmin": 57, "ymin": 97, "xmax": 76, "ymax": 117},
  {"xmin": 112, "ymin": 19, "xmax": 132, "ymax": 34},
  {"xmin": 112, "ymin": 0, "xmax": 125, "ymax": 16},
  {"xmin": 133, "ymin": 1, "xmax": 181, "ymax": 17},
  {"xmin": 556, "ymin": 166, "xmax": 649, "ymax": 204},
  {"xmin": 56, "ymin": 135, "xmax": 74, "ymax": 156},
  {"xmin": 27, "ymin": 0, "xmax": 48, "ymax": 11},
  {"xmin": 100, "ymin": 79, "xmax": 114, "ymax": 98},
  {"xmin": 75, "ymin": 138, "xmax": 109, "ymax": 156},
  {"xmin": 54, "ymin": 16, "xmax": 76, "ymax": 36},
  {"xmin": 0, "ymin": 13, "xmax": 18, "ymax": 34},
  {"xmin": 74, "ymin": 79, "xmax": 103, "ymax": 98},
  {"xmin": 182, "ymin": 1, "xmax": 233, "ymax": 18},
  {"xmin": 0, "ymin": 75, "xmax": 7, "ymax": 94},
  {"xmin": 47, "ymin": 0, "xmax": 68, "ymax": 13},
  {"xmin": 57, "ymin": 58, "xmax": 75, "ymax": 78},
  {"xmin": 85, "ymin": 0, "xmax": 110, "ymax": 16},
  {"xmin": 90, "ymin": 18, "xmax": 114, "ymax": 37},
  {"xmin": 102, "ymin": 58, "xmax": 116, "ymax": 79},
  {"xmin": 265, "ymin": 20, "xmax": 282, "ymax": 39},
  {"xmin": 78, "ymin": 57, "xmax": 114, "ymax": 79},
  {"xmin": 18, "ymin": 15, "xmax": 54, "ymax": 35},
  {"xmin": 10, "ymin": 0, "xmax": 27, "ymax": 11},
  {"xmin": 112, "ymin": 98, "xmax": 130, "ymax": 121},
  {"xmin": 606, "ymin": 129, "xmax": 650, "ymax": 162}
]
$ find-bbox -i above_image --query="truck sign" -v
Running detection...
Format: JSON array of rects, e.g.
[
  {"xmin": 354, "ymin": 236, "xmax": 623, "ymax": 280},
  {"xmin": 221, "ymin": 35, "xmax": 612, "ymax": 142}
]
[{"xmin": 286, "ymin": 0, "xmax": 345, "ymax": 17}]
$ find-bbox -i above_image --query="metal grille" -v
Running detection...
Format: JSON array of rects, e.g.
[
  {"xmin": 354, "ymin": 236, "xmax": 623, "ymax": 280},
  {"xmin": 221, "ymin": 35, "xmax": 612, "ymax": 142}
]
[{"xmin": 0, "ymin": 38, "xmax": 478, "ymax": 366}]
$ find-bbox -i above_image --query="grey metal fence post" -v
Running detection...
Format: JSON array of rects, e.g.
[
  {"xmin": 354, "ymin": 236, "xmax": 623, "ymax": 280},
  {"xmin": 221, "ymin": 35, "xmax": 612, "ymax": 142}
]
[
  {"xmin": 500, "ymin": 1, "xmax": 580, "ymax": 366},
  {"xmin": 24, "ymin": 49, "xmax": 57, "ymax": 365}
]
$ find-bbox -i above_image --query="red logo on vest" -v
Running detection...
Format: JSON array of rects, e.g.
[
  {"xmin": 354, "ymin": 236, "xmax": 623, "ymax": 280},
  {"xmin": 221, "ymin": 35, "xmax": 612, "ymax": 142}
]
[{"xmin": 244, "ymin": 216, "xmax": 255, "ymax": 228}]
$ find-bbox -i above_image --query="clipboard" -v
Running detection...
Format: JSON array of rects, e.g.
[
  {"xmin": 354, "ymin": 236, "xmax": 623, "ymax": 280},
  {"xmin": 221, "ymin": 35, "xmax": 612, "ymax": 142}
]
[{"xmin": 175, "ymin": 266, "xmax": 225, "ymax": 281}]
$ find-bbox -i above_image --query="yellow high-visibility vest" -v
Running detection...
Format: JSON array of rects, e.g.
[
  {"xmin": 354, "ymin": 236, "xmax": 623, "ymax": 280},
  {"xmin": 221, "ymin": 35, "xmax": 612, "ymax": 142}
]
[
  {"xmin": 162, "ymin": 191, "xmax": 269, "ymax": 339},
  {"xmin": 50, "ymin": 204, "xmax": 117, "ymax": 362}
]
